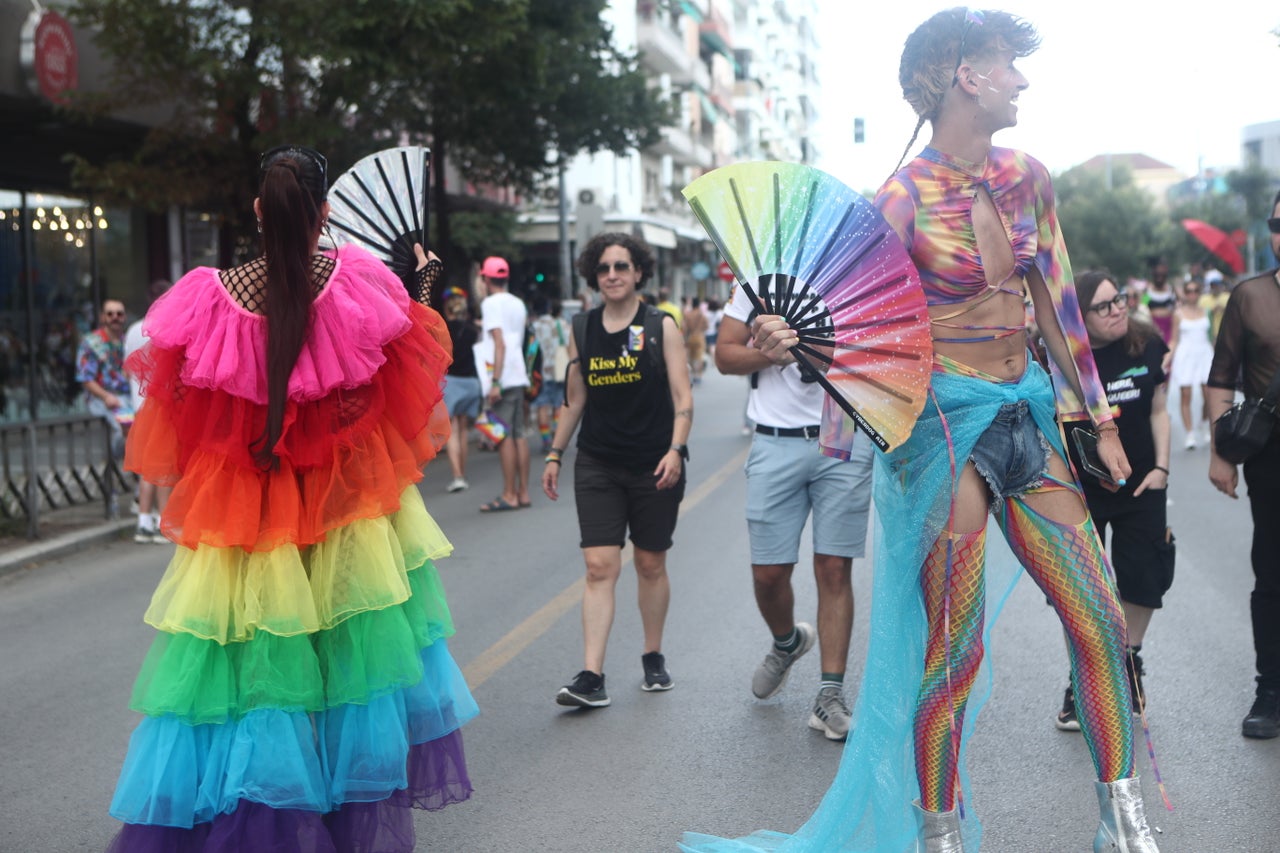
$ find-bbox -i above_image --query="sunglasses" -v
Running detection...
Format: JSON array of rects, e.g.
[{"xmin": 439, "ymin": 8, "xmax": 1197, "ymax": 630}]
[
  {"xmin": 595, "ymin": 260, "xmax": 634, "ymax": 275},
  {"xmin": 1086, "ymin": 292, "xmax": 1127, "ymax": 317},
  {"xmin": 259, "ymin": 145, "xmax": 328, "ymax": 182},
  {"xmin": 951, "ymin": 9, "xmax": 986, "ymax": 86},
  {"xmin": 1268, "ymin": 217, "xmax": 1280, "ymax": 234}
]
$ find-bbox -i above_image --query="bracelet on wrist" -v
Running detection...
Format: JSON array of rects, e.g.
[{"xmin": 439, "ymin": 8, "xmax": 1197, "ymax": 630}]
[
  {"xmin": 1096, "ymin": 422, "xmax": 1119, "ymax": 434},
  {"xmin": 1152, "ymin": 465, "xmax": 1169, "ymax": 475},
  {"xmin": 544, "ymin": 457, "xmax": 561, "ymax": 465}
]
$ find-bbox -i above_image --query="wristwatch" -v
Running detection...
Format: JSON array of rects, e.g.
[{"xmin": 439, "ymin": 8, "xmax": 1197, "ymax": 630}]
[{"xmin": 670, "ymin": 443, "xmax": 689, "ymax": 460}]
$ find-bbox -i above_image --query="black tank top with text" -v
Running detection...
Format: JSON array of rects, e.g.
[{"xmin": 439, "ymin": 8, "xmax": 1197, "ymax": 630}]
[{"xmin": 577, "ymin": 304, "xmax": 673, "ymax": 469}]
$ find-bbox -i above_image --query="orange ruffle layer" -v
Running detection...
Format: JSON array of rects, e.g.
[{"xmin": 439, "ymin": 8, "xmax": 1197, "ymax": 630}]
[{"xmin": 126, "ymin": 306, "xmax": 452, "ymax": 552}]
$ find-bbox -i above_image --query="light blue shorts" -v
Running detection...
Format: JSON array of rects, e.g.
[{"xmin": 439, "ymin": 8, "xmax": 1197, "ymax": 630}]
[
  {"xmin": 744, "ymin": 432, "xmax": 874, "ymax": 565},
  {"xmin": 532, "ymin": 379, "xmax": 563, "ymax": 410},
  {"xmin": 444, "ymin": 375, "xmax": 481, "ymax": 420}
]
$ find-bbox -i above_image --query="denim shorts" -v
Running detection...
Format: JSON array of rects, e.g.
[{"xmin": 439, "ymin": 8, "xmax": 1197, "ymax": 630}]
[{"xmin": 969, "ymin": 399, "xmax": 1051, "ymax": 507}]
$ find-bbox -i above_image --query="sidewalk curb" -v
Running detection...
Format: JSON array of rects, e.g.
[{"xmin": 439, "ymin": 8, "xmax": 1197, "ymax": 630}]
[{"xmin": 0, "ymin": 519, "xmax": 135, "ymax": 579}]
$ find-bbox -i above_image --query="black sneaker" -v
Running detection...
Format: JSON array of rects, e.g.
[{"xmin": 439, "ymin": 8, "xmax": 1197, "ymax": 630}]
[
  {"xmin": 1242, "ymin": 688, "xmax": 1280, "ymax": 739},
  {"xmin": 1126, "ymin": 649, "xmax": 1146, "ymax": 713},
  {"xmin": 641, "ymin": 651, "xmax": 673, "ymax": 692},
  {"xmin": 556, "ymin": 670, "xmax": 610, "ymax": 708},
  {"xmin": 1055, "ymin": 685, "xmax": 1081, "ymax": 732}
]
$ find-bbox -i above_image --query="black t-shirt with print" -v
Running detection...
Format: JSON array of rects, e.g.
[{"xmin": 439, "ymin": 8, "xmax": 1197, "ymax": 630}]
[
  {"xmin": 577, "ymin": 304, "xmax": 673, "ymax": 470},
  {"xmin": 1066, "ymin": 333, "xmax": 1168, "ymax": 505}
]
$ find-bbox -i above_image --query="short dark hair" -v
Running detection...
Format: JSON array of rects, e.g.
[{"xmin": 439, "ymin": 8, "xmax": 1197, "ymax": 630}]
[{"xmin": 575, "ymin": 232, "xmax": 656, "ymax": 291}]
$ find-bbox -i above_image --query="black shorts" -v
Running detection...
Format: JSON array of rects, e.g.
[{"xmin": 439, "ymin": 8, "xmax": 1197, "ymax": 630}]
[
  {"xmin": 573, "ymin": 450, "xmax": 685, "ymax": 552},
  {"xmin": 1090, "ymin": 487, "xmax": 1175, "ymax": 609}
]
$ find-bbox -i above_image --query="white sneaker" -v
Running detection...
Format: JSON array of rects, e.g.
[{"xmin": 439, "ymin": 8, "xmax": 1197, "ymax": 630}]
[
  {"xmin": 446, "ymin": 477, "xmax": 469, "ymax": 493},
  {"xmin": 1184, "ymin": 433, "xmax": 1197, "ymax": 450},
  {"xmin": 134, "ymin": 522, "xmax": 155, "ymax": 544}
]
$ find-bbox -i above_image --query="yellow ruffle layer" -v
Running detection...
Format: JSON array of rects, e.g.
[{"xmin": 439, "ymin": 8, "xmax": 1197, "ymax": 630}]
[{"xmin": 144, "ymin": 485, "xmax": 451, "ymax": 643}]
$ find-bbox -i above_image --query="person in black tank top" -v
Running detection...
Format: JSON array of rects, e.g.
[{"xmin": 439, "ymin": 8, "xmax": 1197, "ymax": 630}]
[{"xmin": 540, "ymin": 232, "xmax": 693, "ymax": 708}]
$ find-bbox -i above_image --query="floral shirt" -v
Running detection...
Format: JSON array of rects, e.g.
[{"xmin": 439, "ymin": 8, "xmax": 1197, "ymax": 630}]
[{"xmin": 75, "ymin": 328, "xmax": 129, "ymax": 394}]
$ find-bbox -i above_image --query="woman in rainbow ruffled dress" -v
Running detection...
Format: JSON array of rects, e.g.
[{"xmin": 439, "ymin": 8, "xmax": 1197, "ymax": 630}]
[
  {"xmin": 681, "ymin": 9, "xmax": 1161, "ymax": 853},
  {"xmin": 104, "ymin": 144, "xmax": 477, "ymax": 852}
]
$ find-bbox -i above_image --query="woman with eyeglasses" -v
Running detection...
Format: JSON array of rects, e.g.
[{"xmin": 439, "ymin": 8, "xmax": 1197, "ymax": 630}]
[
  {"xmin": 541, "ymin": 231, "xmax": 693, "ymax": 709},
  {"xmin": 1167, "ymin": 280, "xmax": 1215, "ymax": 449},
  {"xmin": 683, "ymin": 9, "xmax": 1158, "ymax": 853},
  {"xmin": 1055, "ymin": 271, "xmax": 1172, "ymax": 737},
  {"xmin": 105, "ymin": 144, "xmax": 477, "ymax": 852}
]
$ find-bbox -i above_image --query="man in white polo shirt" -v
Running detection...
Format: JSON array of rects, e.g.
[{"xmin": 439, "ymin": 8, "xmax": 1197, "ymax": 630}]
[{"xmin": 715, "ymin": 281, "xmax": 874, "ymax": 741}]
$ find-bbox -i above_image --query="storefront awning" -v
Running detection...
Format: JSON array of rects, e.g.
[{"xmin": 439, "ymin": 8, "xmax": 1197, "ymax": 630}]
[{"xmin": 640, "ymin": 223, "xmax": 677, "ymax": 249}]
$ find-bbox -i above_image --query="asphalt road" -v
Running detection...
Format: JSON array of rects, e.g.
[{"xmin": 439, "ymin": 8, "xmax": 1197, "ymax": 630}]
[{"xmin": 1, "ymin": 368, "xmax": 1277, "ymax": 852}]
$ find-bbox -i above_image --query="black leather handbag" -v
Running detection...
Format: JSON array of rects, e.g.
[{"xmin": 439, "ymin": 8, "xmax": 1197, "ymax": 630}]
[{"xmin": 1214, "ymin": 365, "xmax": 1280, "ymax": 465}]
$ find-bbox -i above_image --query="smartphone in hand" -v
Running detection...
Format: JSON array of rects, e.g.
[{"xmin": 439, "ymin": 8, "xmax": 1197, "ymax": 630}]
[{"xmin": 1071, "ymin": 427, "xmax": 1116, "ymax": 485}]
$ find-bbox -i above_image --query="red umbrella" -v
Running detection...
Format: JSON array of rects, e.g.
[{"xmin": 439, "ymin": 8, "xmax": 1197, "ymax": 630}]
[{"xmin": 1181, "ymin": 219, "xmax": 1244, "ymax": 274}]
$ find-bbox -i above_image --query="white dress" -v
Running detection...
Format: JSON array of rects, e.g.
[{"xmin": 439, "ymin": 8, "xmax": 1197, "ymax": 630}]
[{"xmin": 1169, "ymin": 313, "xmax": 1214, "ymax": 387}]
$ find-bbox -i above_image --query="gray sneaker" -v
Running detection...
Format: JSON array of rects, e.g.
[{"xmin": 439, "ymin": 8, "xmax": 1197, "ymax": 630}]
[
  {"xmin": 808, "ymin": 685, "xmax": 852, "ymax": 741},
  {"xmin": 751, "ymin": 622, "xmax": 816, "ymax": 699}
]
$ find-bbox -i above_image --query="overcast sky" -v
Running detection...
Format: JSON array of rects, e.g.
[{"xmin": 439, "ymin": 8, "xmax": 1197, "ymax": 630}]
[{"xmin": 812, "ymin": 0, "xmax": 1280, "ymax": 193}]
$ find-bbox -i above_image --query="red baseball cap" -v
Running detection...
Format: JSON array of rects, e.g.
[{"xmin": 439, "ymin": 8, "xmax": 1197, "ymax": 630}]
[{"xmin": 481, "ymin": 256, "xmax": 509, "ymax": 279}]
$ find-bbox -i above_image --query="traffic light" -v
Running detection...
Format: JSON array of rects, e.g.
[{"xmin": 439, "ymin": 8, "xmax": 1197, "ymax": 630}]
[{"xmin": 853, "ymin": 118, "xmax": 865, "ymax": 144}]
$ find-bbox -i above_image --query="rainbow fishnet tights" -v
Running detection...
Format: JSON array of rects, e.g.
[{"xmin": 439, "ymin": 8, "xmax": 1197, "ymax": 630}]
[
  {"xmin": 915, "ymin": 527, "xmax": 987, "ymax": 813},
  {"xmin": 913, "ymin": 495, "xmax": 1134, "ymax": 813},
  {"xmin": 998, "ymin": 496, "xmax": 1134, "ymax": 784}
]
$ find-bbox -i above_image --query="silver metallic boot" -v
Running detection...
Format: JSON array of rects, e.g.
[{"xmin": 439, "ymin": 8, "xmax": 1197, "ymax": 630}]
[
  {"xmin": 1094, "ymin": 776, "xmax": 1160, "ymax": 852},
  {"xmin": 912, "ymin": 800, "xmax": 965, "ymax": 853}
]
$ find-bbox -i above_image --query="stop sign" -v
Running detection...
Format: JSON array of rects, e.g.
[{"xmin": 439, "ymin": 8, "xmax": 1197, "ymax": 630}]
[{"xmin": 717, "ymin": 261, "xmax": 734, "ymax": 283}]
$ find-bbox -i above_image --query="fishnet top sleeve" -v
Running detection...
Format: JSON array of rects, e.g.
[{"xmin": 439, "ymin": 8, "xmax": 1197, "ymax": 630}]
[{"xmin": 1208, "ymin": 270, "xmax": 1280, "ymax": 398}]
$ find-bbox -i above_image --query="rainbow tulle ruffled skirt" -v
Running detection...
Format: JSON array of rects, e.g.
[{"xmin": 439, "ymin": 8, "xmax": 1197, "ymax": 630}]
[{"xmin": 106, "ymin": 486, "xmax": 477, "ymax": 852}]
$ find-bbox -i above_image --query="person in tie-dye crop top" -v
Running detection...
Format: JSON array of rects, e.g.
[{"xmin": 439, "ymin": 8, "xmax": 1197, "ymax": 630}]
[
  {"xmin": 679, "ymin": 9, "xmax": 1162, "ymax": 853},
  {"xmin": 866, "ymin": 9, "xmax": 1159, "ymax": 852}
]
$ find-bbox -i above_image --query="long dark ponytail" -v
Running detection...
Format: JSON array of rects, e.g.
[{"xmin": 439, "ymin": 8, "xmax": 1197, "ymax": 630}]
[{"xmin": 255, "ymin": 146, "xmax": 327, "ymax": 468}]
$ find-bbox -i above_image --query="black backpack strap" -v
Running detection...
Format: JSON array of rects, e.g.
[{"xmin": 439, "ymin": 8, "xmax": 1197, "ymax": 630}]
[
  {"xmin": 571, "ymin": 309, "xmax": 591, "ymax": 367},
  {"xmin": 643, "ymin": 305, "xmax": 667, "ymax": 377}
]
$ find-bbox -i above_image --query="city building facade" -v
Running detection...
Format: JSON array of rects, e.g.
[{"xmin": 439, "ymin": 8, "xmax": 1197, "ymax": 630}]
[{"xmin": 517, "ymin": 0, "xmax": 822, "ymax": 304}]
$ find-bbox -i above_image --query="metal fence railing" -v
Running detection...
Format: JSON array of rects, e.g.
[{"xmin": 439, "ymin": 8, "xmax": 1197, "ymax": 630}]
[{"xmin": 0, "ymin": 415, "xmax": 132, "ymax": 538}]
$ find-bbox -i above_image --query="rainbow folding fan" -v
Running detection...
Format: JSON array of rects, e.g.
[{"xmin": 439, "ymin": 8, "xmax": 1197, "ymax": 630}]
[{"xmin": 682, "ymin": 162, "xmax": 931, "ymax": 452}]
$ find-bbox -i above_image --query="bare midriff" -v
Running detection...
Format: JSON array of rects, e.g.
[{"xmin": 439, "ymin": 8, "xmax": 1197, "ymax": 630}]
[{"xmin": 929, "ymin": 280, "xmax": 1029, "ymax": 381}]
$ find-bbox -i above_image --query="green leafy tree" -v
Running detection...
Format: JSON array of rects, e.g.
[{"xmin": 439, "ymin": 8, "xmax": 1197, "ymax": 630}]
[
  {"xmin": 66, "ymin": 0, "xmax": 512, "ymax": 258},
  {"xmin": 66, "ymin": 0, "xmax": 669, "ymax": 276},
  {"xmin": 1055, "ymin": 165, "xmax": 1172, "ymax": 281}
]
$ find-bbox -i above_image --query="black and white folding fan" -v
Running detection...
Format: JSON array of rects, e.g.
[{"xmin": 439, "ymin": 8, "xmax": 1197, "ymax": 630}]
[{"xmin": 326, "ymin": 146, "xmax": 431, "ymax": 289}]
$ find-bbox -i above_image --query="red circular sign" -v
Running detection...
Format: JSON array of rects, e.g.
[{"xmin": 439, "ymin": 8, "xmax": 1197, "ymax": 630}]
[
  {"xmin": 27, "ymin": 11, "xmax": 79, "ymax": 105},
  {"xmin": 717, "ymin": 261, "xmax": 734, "ymax": 283}
]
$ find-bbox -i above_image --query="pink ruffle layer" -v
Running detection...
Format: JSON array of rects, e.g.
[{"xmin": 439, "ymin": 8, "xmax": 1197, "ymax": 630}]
[{"xmin": 141, "ymin": 245, "xmax": 413, "ymax": 404}]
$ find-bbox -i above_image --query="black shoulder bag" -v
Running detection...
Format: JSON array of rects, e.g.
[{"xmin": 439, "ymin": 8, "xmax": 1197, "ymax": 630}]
[{"xmin": 1213, "ymin": 365, "xmax": 1280, "ymax": 465}]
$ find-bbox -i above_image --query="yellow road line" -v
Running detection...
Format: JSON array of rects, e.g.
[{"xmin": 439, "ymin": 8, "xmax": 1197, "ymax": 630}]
[{"xmin": 462, "ymin": 444, "xmax": 749, "ymax": 689}]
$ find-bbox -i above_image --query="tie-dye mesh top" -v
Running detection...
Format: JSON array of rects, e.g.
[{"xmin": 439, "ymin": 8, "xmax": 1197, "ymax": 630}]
[{"xmin": 874, "ymin": 145, "xmax": 1112, "ymax": 425}]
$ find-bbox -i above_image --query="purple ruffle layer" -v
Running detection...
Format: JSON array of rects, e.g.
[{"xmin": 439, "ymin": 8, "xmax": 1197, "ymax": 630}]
[{"xmin": 104, "ymin": 730, "xmax": 471, "ymax": 853}]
